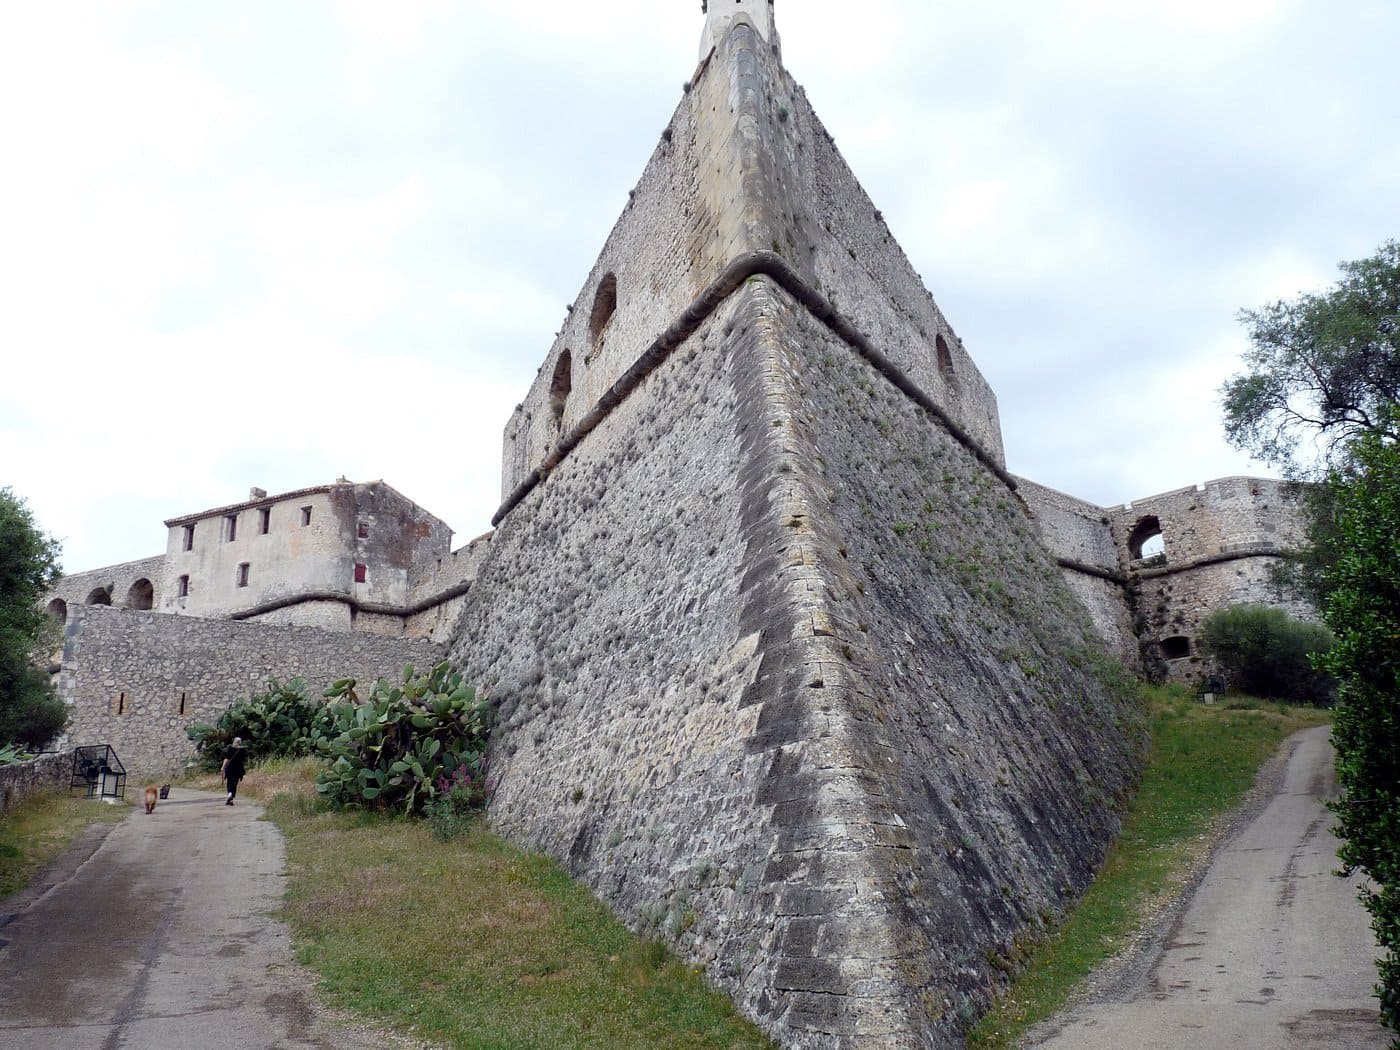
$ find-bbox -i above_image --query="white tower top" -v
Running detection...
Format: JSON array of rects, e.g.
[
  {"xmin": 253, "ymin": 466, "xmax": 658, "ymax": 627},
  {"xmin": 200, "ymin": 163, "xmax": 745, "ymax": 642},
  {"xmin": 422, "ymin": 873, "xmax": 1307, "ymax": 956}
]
[{"xmin": 700, "ymin": 0, "xmax": 779, "ymax": 61}]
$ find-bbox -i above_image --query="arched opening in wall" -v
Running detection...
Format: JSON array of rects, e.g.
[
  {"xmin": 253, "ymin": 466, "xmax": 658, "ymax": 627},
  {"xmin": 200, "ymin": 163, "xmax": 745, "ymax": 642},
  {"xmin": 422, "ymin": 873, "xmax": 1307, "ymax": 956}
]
[
  {"xmin": 1128, "ymin": 516, "xmax": 1165, "ymax": 561},
  {"xmin": 125, "ymin": 579, "xmax": 154, "ymax": 610},
  {"xmin": 86, "ymin": 587, "xmax": 112, "ymax": 606},
  {"xmin": 47, "ymin": 598, "xmax": 67, "ymax": 622},
  {"xmin": 549, "ymin": 349, "xmax": 573, "ymax": 429},
  {"xmin": 1160, "ymin": 636, "xmax": 1192, "ymax": 660},
  {"xmin": 935, "ymin": 333, "xmax": 956, "ymax": 387},
  {"xmin": 589, "ymin": 273, "xmax": 618, "ymax": 347}
]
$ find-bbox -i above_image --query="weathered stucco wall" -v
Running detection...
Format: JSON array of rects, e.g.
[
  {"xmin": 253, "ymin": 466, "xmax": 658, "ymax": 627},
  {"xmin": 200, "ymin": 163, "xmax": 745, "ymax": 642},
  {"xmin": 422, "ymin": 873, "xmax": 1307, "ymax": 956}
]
[
  {"xmin": 159, "ymin": 481, "xmax": 453, "ymax": 623},
  {"xmin": 56, "ymin": 606, "xmax": 444, "ymax": 774},
  {"xmin": 0, "ymin": 752, "xmax": 70, "ymax": 816},
  {"xmin": 454, "ymin": 275, "xmax": 1142, "ymax": 1048}
]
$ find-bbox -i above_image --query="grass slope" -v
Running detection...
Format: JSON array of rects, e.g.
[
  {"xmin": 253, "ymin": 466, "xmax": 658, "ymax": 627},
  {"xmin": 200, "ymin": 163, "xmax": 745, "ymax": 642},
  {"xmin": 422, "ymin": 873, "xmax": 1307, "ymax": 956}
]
[
  {"xmin": 0, "ymin": 792, "xmax": 129, "ymax": 901},
  {"xmin": 202, "ymin": 761, "xmax": 771, "ymax": 1050},
  {"xmin": 969, "ymin": 685, "xmax": 1332, "ymax": 1047}
]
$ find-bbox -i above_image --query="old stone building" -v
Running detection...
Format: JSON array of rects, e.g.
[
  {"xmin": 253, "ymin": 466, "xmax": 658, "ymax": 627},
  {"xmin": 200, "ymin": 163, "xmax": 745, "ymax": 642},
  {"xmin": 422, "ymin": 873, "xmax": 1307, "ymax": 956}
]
[
  {"xmin": 46, "ymin": 478, "xmax": 488, "ymax": 642},
  {"xmin": 39, "ymin": 6, "xmax": 1316, "ymax": 1047}
]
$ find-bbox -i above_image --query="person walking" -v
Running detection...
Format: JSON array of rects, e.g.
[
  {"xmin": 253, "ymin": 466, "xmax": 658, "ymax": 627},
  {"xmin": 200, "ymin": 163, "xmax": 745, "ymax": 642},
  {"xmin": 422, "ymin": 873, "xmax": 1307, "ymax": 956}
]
[{"xmin": 221, "ymin": 737, "xmax": 247, "ymax": 806}]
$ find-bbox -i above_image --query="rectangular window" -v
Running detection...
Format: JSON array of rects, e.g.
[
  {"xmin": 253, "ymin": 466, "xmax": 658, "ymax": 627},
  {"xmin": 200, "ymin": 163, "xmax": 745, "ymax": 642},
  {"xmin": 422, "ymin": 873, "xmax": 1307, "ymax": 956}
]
[
  {"xmin": 225, "ymin": 514, "xmax": 238, "ymax": 542},
  {"xmin": 237, "ymin": 563, "xmax": 250, "ymax": 588},
  {"xmin": 354, "ymin": 563, "xmax": 367, "ymax": 584},
  {"xmin": 357, "ymin": 522, "xmax": 369, "ymax": 539},
  {"xmin": 301, "ymin": 506, "xmax": 313, "ymax": 526},
  {"xmin": 114, "ymin": 692, "xmax": 127, "ymax": 716},
  {"xmin": 177, "ymin": 691, "xmax": 188, "ymax": 716},
  {"xmin": 177, "ymin": 575, "xmax": 189, "ymax": 598},
  {"xmin": 258, "ymin": 507, "xmax": 271, "ymax": 534},
  {"xmin": 182, "ymin": 524, "xmax": 195, "ymax": 551}
]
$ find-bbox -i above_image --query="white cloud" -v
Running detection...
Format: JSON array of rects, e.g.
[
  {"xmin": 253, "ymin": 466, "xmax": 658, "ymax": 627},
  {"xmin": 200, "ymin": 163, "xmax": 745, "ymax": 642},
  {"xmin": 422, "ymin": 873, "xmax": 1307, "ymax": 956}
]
[{"xmin": 2, "ymin": 0, "xmax": 1396, "ymax": 574}]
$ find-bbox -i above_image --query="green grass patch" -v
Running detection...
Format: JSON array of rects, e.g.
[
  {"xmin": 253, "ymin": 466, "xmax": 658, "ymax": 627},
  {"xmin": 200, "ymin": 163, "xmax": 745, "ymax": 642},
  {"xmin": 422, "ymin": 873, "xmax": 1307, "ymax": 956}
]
[
  {"xmin": 0, "ymin": 791, "xmax": 130, "ymax": 901},
  {"xmin": 225, "ymin": 758, "xmax": 772, "ymax": 1049},
  {"xmin": 970, "ymin": 685, "xmax": 1332, "ymax": 1048}
]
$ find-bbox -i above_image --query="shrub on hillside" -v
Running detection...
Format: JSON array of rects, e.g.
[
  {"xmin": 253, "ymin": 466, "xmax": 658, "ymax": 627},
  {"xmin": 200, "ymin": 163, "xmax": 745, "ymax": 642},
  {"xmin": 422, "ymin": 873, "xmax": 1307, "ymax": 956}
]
[
  {"xmin": 1198, "ymin": 604, "xmax": 1336, "ymax": 706},
  {"xmin": 186, "ymin": 678, "xmax": 334, "ymax": 769},
  {"xmin": 315, "ymin": 662, "xmax": 492, "ymax": 816}
]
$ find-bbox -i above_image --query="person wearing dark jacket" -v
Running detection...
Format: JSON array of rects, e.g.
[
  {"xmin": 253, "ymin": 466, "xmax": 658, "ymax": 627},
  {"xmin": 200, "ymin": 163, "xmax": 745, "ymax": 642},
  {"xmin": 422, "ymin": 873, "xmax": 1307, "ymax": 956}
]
[{"xmin": 221, "ymin": 738, "xmax": 247, "ymax": 806}]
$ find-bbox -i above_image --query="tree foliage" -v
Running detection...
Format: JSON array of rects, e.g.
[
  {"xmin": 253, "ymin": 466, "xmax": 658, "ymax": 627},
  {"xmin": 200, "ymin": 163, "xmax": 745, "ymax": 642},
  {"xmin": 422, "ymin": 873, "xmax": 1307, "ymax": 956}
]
[
  {"xmin": 0, "ymin": 488, "xmax": 66, "ymax": 749},
  {"xmin": 1198, "ymin": 603, "xmax": 1335, "ymax": 706},
  {"xmin": 1224, "ymin": 245, "xmax": 1400, "ymax": 1042},
  {"xmin": 1317, "ymin": 425, "xmax": 1400, "ymax": 1044},
  {"xmin": 1222, "ymin": 240, "xmax": 1400, "ymax": 475}
]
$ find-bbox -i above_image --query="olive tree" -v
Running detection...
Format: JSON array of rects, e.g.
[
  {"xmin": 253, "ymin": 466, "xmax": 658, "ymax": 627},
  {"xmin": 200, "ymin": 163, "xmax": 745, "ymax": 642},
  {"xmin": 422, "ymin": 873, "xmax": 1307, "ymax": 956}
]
[{"xmin": 0, "ymin": 488, "xmax": 66, "ymax": 749}]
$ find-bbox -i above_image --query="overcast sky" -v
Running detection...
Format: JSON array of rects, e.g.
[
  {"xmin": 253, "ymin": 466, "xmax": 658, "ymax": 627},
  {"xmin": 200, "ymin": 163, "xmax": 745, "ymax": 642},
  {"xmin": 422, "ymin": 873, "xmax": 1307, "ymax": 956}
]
[{"xmin": 3, "ymin": 0, "xmax": 1397, "ymax": 574}]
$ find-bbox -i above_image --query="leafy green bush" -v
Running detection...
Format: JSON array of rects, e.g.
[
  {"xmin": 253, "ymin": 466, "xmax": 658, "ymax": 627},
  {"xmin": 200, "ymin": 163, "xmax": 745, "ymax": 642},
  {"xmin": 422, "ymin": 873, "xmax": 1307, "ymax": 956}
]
[
  {"xmin": 1198, "ymin": 604, "xmax": 1336, "ymax": 706},
  {"xmin": 1317, "ymin": 424, "xmax": 1400, "ymax": 1045},
  {"xmin": 315, "ymin": 663, "xmax": 492, "ymax": 816},
  {"xmin": 186, "ymin": 677, "xmax": 334, "ymax": 770},
  {"xmin": 425, "ymin": 765, "xmax": 485, "ymax": 841},
  {"xmin": 0, "ymin": 743, "xmax": 34, "ymax": 766},
  {"xmin": 0, "ymin": 487, "xmax": 66, "ymax": 752}
]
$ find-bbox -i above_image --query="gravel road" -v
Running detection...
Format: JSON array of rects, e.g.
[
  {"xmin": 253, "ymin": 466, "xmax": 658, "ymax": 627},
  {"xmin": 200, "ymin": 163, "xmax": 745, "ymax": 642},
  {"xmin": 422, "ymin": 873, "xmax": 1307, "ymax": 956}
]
[{"xmin": 1027, "ymin": 725, "xmax": 1388, "ymax": 1049}]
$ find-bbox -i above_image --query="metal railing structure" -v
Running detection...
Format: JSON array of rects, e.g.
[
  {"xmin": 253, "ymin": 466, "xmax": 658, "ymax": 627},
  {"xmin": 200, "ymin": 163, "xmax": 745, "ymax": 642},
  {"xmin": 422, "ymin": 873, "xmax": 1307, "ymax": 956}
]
[{"xmin": 71, "ymin": 745, "xmax": 126, "ymax": 801}]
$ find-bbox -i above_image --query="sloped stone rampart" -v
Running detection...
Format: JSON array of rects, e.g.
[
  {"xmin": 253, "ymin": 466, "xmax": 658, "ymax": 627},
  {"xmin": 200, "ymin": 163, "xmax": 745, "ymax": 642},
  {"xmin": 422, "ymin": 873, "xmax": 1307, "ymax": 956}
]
[
  {"xmin": 453, "ymin": 291, "xmax": 789, "ymax": 994},
  {"xmin": 0, "ymin": 752, "xmax": 69, "ymax": 816},
  {"xmin": 765, "ymin": 281, "xmax": 1144, "ymax": 1043},
  {"xmin": 57, "ymin": 606, "xmax": 445, "ymax": 774},
  {"xmin": 454, "ymin": 275, "xmax": 1143, "ymax": 1047},
  {"xmin": 1015, "ymin": 478, "xmax": 1139, "ymax": 665}
]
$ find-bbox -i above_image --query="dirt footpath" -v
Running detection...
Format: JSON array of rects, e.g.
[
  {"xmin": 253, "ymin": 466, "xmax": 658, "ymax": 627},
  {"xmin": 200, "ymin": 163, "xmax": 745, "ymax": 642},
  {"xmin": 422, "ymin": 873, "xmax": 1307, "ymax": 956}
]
[
  {"xmin": 1027, "ymin": 725, "xmax": 1388, "ymax": 1049},
  {"xmin": 0, "ymin": 788, "xmax": 402, "ymax": 1050}
]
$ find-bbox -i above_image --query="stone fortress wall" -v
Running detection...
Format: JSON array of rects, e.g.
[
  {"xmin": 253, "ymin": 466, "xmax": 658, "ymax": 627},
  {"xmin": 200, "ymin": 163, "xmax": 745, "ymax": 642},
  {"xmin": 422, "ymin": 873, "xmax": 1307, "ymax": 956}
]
[
  {"xmin": 446, "ymin": 24, "xmax": 1144, "ymax": 1047},
  {"xmin": 1020, "ymin": 475, "xmax": 1313, "ymax": 678},
  {"xmin": 45, "ymin": 555, "xmax": 167, "ymax": 618},
  {"xmin": 500, "ymin": 9, "xmax": 1003, "ymax": 507},
  {"xmin": 54, "ymin": 605, "xmax": 444, "ymax": 774},
  {"xmin": 0, "ymin": 752, "xmax": 70, "ymax": 817},
  {"xmin": 1110, "ymin": 477, "xmax": 1313, "ymax": 674}
]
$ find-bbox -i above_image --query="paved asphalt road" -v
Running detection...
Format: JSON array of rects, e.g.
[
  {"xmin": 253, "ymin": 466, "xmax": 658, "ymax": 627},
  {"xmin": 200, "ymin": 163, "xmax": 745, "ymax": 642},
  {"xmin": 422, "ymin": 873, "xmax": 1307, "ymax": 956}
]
[
  {"xmin": 1029, "ymin": 725, "xmax": 1388, "ymax": 1049},
  {"xmin": 0, "ymin": 788, "xmax": 393, "ymax": 1050}
]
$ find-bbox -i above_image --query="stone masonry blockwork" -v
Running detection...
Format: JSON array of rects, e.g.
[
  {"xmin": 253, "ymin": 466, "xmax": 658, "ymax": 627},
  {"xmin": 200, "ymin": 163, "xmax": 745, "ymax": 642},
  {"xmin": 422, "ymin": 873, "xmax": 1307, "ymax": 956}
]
[
  {"xmin": 450, "ymin": 274, "xmax": 1144, "ymax": 1047},
  {"xmin": 0, "ymin": 752, "xmax": 70, "ymax": 816},
  {"xmin": 58, "ymin": 606, "xmax": 445, "ymax": 774}
]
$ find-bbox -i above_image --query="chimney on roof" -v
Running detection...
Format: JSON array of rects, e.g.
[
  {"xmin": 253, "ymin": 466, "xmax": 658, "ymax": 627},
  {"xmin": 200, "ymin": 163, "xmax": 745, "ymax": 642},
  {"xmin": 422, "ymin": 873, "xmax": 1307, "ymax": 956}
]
[{"xmin": 249, "ymin": 487, "xmax": 267, "ymax": 500}]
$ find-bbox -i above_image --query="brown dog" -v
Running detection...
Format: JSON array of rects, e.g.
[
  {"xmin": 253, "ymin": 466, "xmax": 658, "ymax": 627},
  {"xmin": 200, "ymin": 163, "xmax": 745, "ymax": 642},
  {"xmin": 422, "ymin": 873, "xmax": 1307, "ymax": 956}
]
[{"xmin": 144, "ymin": 785, "xmax": 159, "ymax": 814}]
